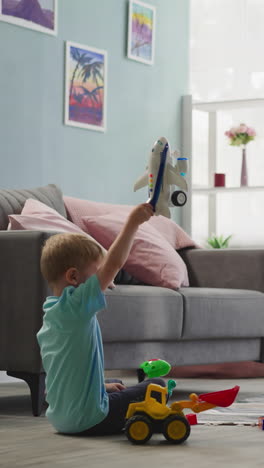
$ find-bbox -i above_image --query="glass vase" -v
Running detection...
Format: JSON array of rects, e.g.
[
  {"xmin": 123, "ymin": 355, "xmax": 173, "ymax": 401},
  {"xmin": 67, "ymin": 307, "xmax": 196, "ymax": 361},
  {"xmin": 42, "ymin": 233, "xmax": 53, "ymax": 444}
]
[{"xmin": 240, "ymin": 146, "xmax": 248, "ymax": 187}]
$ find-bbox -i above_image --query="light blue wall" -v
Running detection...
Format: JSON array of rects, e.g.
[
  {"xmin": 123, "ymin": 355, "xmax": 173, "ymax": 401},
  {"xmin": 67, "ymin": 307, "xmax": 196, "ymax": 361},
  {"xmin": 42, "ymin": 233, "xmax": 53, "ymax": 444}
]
[{"xmin": 0, "ymin": 0, "xmax": 189, "ymax": 223}]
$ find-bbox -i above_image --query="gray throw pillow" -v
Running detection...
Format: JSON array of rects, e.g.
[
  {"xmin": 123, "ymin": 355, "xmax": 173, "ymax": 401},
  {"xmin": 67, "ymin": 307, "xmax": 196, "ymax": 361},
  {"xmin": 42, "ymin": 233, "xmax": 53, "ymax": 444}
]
[{"xmin": 0, "ymin": 184, "xmax": 66, "ymax": 230}]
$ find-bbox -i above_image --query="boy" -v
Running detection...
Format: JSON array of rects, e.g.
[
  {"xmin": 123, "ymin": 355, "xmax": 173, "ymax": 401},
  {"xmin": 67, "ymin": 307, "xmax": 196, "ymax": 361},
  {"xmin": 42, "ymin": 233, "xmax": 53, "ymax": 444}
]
[{"xmin": 37, "ymin": 203, "xmax": 165, "ymax": 435}]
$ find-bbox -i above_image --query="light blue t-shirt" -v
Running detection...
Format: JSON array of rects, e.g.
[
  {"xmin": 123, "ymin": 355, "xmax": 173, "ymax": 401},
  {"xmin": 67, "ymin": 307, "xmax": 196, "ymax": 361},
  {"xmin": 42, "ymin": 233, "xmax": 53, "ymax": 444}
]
[{"xmin": 37, "ymin": 274, "xmax": 109, "ymax": 433}]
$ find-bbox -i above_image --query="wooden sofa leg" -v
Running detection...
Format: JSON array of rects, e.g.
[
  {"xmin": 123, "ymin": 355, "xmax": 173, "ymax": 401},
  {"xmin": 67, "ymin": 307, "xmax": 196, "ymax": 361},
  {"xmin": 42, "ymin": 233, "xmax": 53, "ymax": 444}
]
[{"xmin": 7, "ymin": 371, "xmax": 46, "ymax": 417}]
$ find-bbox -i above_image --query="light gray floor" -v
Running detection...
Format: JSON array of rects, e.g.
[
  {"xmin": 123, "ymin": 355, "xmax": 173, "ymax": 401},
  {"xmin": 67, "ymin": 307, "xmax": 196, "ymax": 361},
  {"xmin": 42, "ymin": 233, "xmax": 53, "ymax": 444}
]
[{"xmin": 0, "ymin": 374, "xmax": 264, "ymax": 468}]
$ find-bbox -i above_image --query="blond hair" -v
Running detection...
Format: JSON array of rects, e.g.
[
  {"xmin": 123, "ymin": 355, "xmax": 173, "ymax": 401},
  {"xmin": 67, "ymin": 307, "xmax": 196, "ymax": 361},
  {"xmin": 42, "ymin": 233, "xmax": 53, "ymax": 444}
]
[{"xmin": 41, "ymin": 233, "xmax": 103, "ymax": 285}]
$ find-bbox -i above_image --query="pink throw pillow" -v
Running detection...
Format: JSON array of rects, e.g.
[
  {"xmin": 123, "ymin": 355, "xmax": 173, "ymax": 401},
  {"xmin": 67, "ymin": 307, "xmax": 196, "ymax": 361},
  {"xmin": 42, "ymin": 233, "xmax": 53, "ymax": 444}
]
[
  {"xmin": 82, "ymin": 213, "xmax": 189, "ymax": 289},
  {"xmin": 149, "ymin": 215, "xmax": 198, "ymax": 250},
  {"xmin": 63, "ymin": 196, "xmax": 197, "ymax": 250},
  {"xmin": 8, "ymin": 198, "xmax": 107, "ymax": 254},
  {"xmin": 64, "ymin": 196, "xmax": 130, "ymax": 232}
]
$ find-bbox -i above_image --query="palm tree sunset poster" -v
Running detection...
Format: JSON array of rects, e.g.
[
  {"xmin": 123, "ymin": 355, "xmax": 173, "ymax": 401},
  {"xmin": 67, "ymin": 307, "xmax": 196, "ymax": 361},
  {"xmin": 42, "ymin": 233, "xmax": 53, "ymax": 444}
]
[
  {"xmin": 0, "ymin": 0, "xmax": 57, "ymax": 35},
  {"xmin": 65, "ymin": 41, "xmax": 107, "ymax": 132},
  {"xmin": 127, "ymin": 0, "xmax": 156, "ymax": 65}
]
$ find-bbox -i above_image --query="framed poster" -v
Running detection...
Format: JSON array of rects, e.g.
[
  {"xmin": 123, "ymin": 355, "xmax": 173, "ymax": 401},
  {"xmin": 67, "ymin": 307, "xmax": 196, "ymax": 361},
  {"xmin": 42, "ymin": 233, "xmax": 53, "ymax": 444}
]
[
  {"xmin": 0, "ymin": 0, "xmax": 57, "ymax": 36},
  {"xmin": 65, "ymin": 41, "xmax": 107, "ymax": 132},
  {"xmin": 127, "ymin": 0, "xmax": 156, "ymax": 65}
]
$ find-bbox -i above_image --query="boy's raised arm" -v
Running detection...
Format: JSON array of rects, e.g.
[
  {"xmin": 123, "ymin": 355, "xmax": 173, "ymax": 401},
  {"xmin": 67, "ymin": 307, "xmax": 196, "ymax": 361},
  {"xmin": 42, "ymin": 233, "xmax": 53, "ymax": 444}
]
[{"xmin": 97, "ymin": 203, "xmax": 153, "ymax": 291}]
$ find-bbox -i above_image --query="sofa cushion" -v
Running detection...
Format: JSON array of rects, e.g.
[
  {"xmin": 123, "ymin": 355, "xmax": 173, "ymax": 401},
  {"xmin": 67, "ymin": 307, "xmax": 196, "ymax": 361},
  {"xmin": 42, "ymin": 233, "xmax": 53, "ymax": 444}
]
[
  {"xmin": 101, "ymin": 285, "xmax": 183, "ymax": 341},
  {"xmin": 63, "ymin": 196, "xmax": 197, "ymax": 250},
  {"xmin": 179, "ymin": 287, "xmax": 264, "ymax": 339},
  {"xmin": 8, "ymin": 198, "xmax": 107, "ymax": 253},
  {"xmin": 82, "ymin": 212, "xmax": 189, "ymax": 289},
  {"xmin": 0, "ymin": 184, "xmax": 66, "ymax": 230}
]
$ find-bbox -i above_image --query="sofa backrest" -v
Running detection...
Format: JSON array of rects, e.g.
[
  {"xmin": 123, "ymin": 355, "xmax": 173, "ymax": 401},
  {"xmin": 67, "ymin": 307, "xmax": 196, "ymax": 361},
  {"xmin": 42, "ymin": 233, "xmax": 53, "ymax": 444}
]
[{"xmin": 0, "ymin": 184, "xmax": 67, "ymax": 230}]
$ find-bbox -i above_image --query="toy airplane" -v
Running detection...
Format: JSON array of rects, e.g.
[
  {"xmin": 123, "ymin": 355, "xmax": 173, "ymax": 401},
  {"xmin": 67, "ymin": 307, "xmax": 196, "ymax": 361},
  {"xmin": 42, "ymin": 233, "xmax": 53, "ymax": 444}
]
[{"xmin": 134, "ymin": 136, "xmax": 188, "ymax": 218}]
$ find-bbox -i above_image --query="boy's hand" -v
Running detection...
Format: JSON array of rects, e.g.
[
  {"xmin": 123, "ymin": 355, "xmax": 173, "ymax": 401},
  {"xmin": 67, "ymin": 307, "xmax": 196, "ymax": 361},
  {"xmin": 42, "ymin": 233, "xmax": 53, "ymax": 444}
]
[
  {"xmin": 105, "ymin": 382, "xmax": 126, "ymax": 393},
  {"xmin": 128, "ymin": 203, "xmax": 154, "ymax": 227}
]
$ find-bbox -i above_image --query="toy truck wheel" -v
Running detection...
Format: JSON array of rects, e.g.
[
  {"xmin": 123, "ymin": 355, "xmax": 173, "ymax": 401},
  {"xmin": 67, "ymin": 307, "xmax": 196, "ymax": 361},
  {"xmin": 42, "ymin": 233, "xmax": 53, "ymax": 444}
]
[
  {"xmin": 125, "ymin": 415, "xmax": 153, "ymax": 444},
  {"xmin": 163, "ymin": 415, "xmax": 191, "ymax": 444},
  {"xmin": 171, "ymin": 190, "xmax": 187, "ymax": 207}
]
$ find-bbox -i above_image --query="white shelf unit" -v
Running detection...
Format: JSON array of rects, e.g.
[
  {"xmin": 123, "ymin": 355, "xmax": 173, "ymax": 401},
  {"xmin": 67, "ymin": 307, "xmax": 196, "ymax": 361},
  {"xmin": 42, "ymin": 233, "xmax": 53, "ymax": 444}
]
[
  {"xmin": 181, "ymin": 95, "xmax": 264, "ymax": 238},
  {"xmin": 193, "ymin": 185, "xmax": 264, "ymax": 194}
]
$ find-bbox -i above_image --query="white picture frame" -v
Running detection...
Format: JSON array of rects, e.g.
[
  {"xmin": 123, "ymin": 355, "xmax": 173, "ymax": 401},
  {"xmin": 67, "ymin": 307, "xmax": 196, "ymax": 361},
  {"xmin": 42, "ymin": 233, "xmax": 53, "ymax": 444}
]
[
  {"xmin": 127, "ymin": 0, "xmax": 156, "ymax": 65},
  {"xmin": 0, "ymin": 0, "xmax": 58, "ymax": 36},
  {"xmin": 64, "ymin": 41, "xmax": 107, "ymax": 132}
]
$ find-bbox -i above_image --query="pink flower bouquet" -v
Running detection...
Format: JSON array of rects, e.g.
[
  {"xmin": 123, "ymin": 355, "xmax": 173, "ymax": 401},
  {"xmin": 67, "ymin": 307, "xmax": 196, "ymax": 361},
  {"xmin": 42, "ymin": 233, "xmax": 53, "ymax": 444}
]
[{"xmin": 225, "ymin": 124, "xmax": 256, "ymax": 146}]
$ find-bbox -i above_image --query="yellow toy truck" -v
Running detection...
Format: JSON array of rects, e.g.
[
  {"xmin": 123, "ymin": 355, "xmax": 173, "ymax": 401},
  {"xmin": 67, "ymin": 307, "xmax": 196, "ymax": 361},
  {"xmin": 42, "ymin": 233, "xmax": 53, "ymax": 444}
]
[{"xmin": 125, "ymin": 382, "xmax": 240, "ymax": 444}]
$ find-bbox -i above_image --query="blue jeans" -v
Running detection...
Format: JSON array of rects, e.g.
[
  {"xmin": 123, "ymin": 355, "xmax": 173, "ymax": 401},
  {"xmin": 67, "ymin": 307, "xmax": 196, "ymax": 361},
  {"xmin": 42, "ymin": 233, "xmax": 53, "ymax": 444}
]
[{"xmin": 78, "ymin": 377, "xmax": 166, "ymax": 436}]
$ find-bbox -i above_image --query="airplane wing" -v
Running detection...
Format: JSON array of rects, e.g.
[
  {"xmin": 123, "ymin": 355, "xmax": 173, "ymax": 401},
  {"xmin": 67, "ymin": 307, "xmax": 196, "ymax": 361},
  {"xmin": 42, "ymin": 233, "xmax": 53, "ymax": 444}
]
[
  {"xmin": 167, "ymin": 165, "xmax": 188, "ymax": 191},
  {"xmin": 134, "ymin": 172, "xmax": 148, "ymax": 191}
]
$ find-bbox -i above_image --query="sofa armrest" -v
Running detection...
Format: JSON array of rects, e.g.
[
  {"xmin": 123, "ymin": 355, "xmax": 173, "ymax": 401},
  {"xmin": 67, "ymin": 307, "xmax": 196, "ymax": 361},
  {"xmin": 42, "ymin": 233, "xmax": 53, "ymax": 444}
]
[
  {"xmin": 179, "ymin": 248, "xmax": 264, "ymax": 292},
  {"xmin": 0, "ymin": 230, "xmax": 54, "ymax": 372}
]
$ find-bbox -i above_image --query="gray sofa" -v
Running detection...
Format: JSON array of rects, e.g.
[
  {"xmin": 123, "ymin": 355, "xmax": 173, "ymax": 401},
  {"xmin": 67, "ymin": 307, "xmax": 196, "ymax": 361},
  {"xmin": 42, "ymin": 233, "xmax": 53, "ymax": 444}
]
[{"xmin": 1, "ymin": 184, "xmax": 264, "ymax": 416}]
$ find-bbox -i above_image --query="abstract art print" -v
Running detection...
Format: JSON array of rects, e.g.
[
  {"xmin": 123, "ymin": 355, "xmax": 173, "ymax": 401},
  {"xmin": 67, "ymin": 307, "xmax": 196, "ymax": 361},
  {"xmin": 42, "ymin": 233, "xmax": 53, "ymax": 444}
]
[
  {"xmin": 0, "ymin": 0, "xmax": 57, "ymax": 35},
  {"xmin": 127, "ymin": 0, "xmax": 156, "ymax": 65},
  {"xmin": 64, "ymin": 41, "xmax": 107, "ymax": 132}
]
